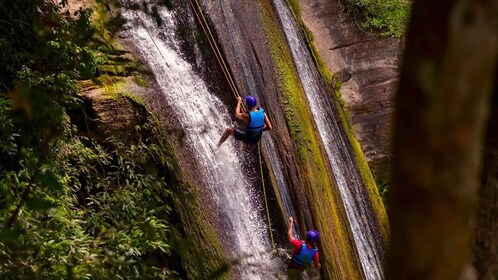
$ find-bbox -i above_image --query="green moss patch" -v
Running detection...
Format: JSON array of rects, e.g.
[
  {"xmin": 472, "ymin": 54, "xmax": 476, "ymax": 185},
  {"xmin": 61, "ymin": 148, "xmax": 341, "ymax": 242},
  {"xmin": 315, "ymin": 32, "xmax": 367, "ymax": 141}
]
[
  {"xmin": 258, "ymin": 1, "xmax": 363, "ymax": 279},
  {"xmin": 288, "ymin": 0, "xmax": 389, "ymax": 243},
  {"xmin": 132, "ymin": 74, "xmax": 149, "ymax": 88},
  {"xmin": 149, "ymin": 117, "xmax": 230, "ymax": 280},
  {"xmin": 336, "ymin": 92, "xmax": 390, "ymax": 242}
]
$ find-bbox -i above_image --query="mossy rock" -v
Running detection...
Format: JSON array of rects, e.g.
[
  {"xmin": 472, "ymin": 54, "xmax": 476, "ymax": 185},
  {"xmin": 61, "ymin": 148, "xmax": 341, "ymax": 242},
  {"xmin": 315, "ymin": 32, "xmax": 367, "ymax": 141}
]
[
  {"xmin": 96, "ymin": 63, "xmax": 137, "ymax": 77},
  {"xmin": 258, "ymin": 1, "xmax": 364, "ymax": 278}
]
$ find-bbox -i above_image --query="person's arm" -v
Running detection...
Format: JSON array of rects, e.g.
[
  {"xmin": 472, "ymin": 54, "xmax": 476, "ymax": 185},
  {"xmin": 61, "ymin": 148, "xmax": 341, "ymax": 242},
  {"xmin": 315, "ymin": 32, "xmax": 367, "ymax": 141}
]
[
  {"xmin": 288, "ymin": 216, "xmax": 295, "ymax": 242},
  {"xmin": 263, "ymin": 112, "xmax": 272, "ymax": 131},
  {"xmin": 313, "ymin": 252, "xmax": 321, "ymax": 269},
  {"xmin": 235, "ymin": 97, "xmax": 249, "ymax": 123}
]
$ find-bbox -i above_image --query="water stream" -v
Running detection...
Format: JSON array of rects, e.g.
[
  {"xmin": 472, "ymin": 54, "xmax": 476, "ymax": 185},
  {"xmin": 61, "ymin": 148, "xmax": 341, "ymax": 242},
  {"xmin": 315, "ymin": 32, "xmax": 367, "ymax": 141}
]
[
  {"xmin": 216, "ymin": 0, "xmax": 300, "ymax": 236},
  {"xmin": 118, "ymin": 0, "xmax": 385, "ymax": 278},
  {"xmin": 119, "ymin": 2, "xmax": 279, "ymax": 278},
  {"xmin": 271, "ymin": 0, "xmax": 385, "ymax": 279}
]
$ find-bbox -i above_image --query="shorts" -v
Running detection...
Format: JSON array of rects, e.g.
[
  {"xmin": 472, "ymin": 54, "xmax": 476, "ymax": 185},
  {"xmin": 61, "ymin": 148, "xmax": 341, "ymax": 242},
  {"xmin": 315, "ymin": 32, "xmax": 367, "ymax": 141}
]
[
  {"xmin": 288, "ymin": 259, "xmax": 306, "ymax": 271},
  {"xmin": 233, "ymin": 128, "xmax": 262, "ymax": 144}
]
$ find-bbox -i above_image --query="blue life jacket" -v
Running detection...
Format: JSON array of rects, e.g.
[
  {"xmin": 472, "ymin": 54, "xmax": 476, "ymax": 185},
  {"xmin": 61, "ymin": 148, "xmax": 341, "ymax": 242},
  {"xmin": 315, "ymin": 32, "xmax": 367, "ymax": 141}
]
[
  {"xmin": 292, "ymin": 243, "xmax": 318, "ymax": 266},
  {"xmin": 247, "ymin": 109, "xmax": 265, "ymax": 133}
]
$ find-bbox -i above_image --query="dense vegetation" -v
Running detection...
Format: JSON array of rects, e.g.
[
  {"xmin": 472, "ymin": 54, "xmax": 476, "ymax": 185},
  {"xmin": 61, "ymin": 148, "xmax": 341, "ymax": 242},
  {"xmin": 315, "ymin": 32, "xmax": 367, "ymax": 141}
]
[
  {"xmin": 345, "ymin": 0, "xmax": 411, "ymax": 37},
  {"xmin": 0, "ymin": 0, "xmax": 195, "ymax": 278}
]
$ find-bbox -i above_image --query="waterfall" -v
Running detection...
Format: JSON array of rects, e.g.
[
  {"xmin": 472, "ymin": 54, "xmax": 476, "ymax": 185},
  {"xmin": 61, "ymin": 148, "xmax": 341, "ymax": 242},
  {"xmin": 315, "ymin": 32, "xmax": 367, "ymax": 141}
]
[
  {"xmin": 216, "ymin": 0, "xmax": 300, "ymax": 236},
  {"xmin": 119, "ymin": 2, "xmax": 280, "ymax": 278},
  {"xmin": 270, "ymin": 0, "xmax": 385, "ymax": 279}
]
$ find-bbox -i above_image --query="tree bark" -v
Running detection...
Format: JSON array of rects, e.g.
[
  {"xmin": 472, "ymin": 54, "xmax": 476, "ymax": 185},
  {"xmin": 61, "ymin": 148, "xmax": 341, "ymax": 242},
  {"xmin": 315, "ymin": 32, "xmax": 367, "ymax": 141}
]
[
  {"xmin": 473, "ymin": 71, "xmax": 498, "ymax": 280},
  {"xmin": 387, "ymin": 0, "xmax": 498, "ymax": 279}
]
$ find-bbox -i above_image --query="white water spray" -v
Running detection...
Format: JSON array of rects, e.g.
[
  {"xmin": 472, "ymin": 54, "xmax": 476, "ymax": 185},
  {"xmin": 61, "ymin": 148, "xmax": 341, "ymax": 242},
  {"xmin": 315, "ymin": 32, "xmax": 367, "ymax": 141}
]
[{"xmin": 119, "ymin": 3, "xmax": 280, "ymax": 278}]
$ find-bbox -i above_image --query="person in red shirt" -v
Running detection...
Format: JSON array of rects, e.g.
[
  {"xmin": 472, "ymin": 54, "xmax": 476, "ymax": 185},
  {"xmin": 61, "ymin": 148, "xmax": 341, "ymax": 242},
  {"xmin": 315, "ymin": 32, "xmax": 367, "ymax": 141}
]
[{"xmin": 287, "ymin": 216, "xmax": 321, "ymax": 271}]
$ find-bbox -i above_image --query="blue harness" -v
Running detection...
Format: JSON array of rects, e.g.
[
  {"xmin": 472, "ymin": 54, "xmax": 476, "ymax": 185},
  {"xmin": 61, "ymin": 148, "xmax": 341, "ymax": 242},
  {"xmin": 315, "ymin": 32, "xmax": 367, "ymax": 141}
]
[
  {"xmin": 247, "ymin": 109, "xmax": 265, "ymax": 133},
  {"xmin": 292, "ymin": 243, "xmax": 318, "ymax": 266}
]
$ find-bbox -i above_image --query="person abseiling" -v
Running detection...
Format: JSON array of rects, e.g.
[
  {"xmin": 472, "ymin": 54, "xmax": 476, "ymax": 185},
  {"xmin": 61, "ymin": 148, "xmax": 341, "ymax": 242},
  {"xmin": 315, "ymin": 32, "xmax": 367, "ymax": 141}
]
[
  {"xmin": 287, "ymin": 216, "xmax": 321, "ymax": 271},
  {"xmin": 217, "ymin": 95, "xmax": 272, "ymax": 147}
]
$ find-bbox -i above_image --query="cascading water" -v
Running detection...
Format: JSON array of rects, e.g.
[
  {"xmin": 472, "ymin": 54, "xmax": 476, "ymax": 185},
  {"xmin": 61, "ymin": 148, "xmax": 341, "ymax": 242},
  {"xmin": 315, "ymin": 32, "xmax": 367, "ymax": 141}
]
[
  {"xmin": 215, "ymin": 0, "xmax": 300, "ymax": 236},
  {"xmin": 270, "ymin": 0, "xmax": 385, "ymax": 279},
  {"xmin": 119, "ymin": 2, "xmax": 280, "ymax": 278}
]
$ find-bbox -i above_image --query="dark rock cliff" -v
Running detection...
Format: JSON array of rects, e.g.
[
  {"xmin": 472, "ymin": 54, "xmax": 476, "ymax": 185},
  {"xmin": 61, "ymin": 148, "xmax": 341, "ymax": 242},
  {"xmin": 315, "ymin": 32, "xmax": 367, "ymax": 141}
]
[
  {"xmin": 99, "ymin": 0, "xmax": 389, "ymax": 278},
  {"xmin": 198, "ymin": 0, "xmax": 387, "ymax": 278},
  {"xmin": 298, "ymin": 0, "xmax": 402, "ymax": 181}
]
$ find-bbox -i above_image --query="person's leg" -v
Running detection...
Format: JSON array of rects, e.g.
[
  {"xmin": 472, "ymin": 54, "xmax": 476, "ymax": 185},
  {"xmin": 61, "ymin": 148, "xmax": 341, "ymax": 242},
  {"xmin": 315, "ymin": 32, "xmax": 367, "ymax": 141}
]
[
  {"xmin": 217, "ymin": 127, "xmax": 234, "ymax": 147},
  {"xmin": 274, "ymin": 248, "xmax": 292, "ymax": 262},
  {"xmin": 246, "ymin": 132, "xmax": 262, "ymax": 146},
  {"xmin": 287, "ymin": 261, "xmax": 304, "ymax": 279},
  {"xmin": 287, "ymin": 268, "xmax": 302, "ymax": 280}
]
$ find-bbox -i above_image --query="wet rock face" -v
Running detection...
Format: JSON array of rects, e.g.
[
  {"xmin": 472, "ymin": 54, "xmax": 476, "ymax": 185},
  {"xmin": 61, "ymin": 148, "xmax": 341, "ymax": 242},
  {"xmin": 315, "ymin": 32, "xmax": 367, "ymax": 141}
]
[
  {"xmin": 298, "ymin": 0, "xmax": 402, "ymax": 181},
  {"xmin": 76, "ymin": 78, "xmax": 149, "ymax": 140}
]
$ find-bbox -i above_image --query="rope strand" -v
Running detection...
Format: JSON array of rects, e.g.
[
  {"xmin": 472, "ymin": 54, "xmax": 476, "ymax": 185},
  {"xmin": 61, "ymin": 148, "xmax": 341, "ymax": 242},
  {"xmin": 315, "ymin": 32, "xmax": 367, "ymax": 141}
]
[
  {"xmin": 189, "ymin": 0, "xmax": 275, "ymax": 249},
  {"xmin": 130, "ymin": 0, "xmax": 278, "ymax": 248},
  {"xmin": 133, "ymin": 10, "xmax": 169, "ymax": 63},
  {"xmin": 189, "ymin": 0, "xmax": 240, "ymax": 102},
  {"xmin": 190, "ymin": 0, "xmax": 242, "ymax": 102}
]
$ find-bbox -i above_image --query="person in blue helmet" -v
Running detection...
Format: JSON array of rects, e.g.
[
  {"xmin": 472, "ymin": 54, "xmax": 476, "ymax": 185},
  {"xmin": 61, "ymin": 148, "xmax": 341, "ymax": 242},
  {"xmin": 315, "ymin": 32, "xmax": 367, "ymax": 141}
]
[
  {"xmin": 217, "ymin": 95, "xmax": 272, "ymax": 147},
  {"xmin": 287, "ymin": 216, "xmax": 321, "ymax": 271}
]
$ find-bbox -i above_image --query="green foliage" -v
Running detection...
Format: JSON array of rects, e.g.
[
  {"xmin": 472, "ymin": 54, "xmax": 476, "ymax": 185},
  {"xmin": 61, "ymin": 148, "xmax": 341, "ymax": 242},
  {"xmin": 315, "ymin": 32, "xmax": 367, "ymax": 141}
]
[
  {"xmin": 0, "ymin": 123, "xmax": 180, "ymax": 279},
  {"xmin": 287, "ymin": 0, "xmax": 301, "ymax": 17},
  {"xmin": 377, "ymin": 179, "xmax": 390, "ymax": 202},
  {"xmin": 0, "ymin": 1, "xmax": 191, "ymax": 279},
  {"xmin": 345, "ymin": 0, "xmax": 411, "ymax": 37}
]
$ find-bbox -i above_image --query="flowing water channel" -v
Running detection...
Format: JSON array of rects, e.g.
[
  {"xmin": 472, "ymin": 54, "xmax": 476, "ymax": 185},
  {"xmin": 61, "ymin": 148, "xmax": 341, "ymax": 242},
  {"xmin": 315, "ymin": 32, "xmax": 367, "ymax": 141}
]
[
  {"xmin": 215, "ymin": 0, "xmax": 301, "ymax": 237},
  {"xmin": 271, "ymin": 0, "xmax": 385, "ymax": 279},
  {"xmin": 119, "ymin": 2, "xmax": 280, "ymax": 278}
]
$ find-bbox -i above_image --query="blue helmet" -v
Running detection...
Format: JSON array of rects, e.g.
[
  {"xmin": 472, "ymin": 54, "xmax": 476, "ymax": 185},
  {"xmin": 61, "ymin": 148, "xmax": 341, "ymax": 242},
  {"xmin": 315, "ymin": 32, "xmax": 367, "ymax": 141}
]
[
  {"xmin": 244, "ymin": 95, "xmax": 257, "ymax": 108},
  {"xmin": 306, "ymin": 230, "xmax": 319, "ymax": 243}
]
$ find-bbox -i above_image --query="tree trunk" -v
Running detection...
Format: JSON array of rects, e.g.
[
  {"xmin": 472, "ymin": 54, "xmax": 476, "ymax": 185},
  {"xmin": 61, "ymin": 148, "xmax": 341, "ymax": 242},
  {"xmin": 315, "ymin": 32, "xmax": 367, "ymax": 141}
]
[
  {"xmin": 473, "ymin": 71, "xmax": 498, "ymax": 280},
  {"xmin": 387, "ymin": 0, "xmax": 498, "ymax": 279}
]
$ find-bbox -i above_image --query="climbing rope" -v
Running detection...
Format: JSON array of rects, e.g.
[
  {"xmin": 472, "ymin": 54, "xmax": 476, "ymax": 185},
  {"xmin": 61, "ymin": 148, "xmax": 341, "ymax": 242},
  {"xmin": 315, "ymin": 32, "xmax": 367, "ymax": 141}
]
[
  {"xmin": 132, "ymin": 10, "xmax": 169, "ymax": 63},
  {"xmin": 189, "ymin": 0, "xmax": 242, "ymax": 103},
  {"xmin": 127, "ymin": 0, "xmax": 279, "ymax": 248},
  {"xmin": 189, "ymin": 0, "xmax": 276, "ymax": 249}
]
